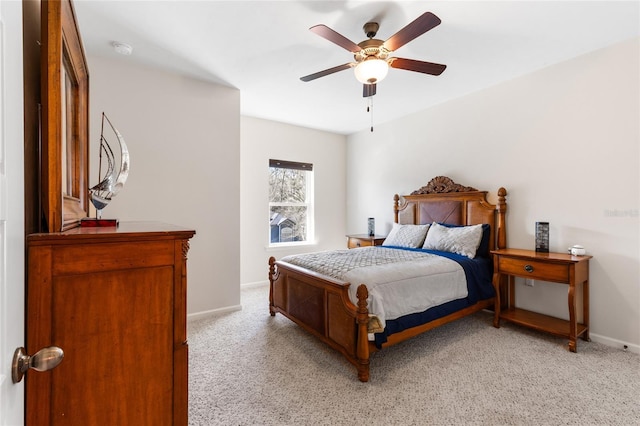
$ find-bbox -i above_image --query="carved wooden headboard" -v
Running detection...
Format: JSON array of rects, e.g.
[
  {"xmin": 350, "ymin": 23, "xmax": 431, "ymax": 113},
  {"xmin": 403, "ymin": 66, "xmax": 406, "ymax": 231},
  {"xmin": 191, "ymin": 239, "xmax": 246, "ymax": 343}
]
[{"xmin": 394, "ymin": 176, "xmax": 507, "ymax": 251}]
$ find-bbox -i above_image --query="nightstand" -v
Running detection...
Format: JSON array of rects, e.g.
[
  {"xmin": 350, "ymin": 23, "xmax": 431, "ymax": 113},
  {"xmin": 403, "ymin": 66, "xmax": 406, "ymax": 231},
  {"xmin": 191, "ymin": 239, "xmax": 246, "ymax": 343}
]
[
  {"xmin": 346, "ymin": 234, "xmax": 386, "ymax": 249},
  {"xmin": 491, "ymin": 248, "xmax": 592, "ymax": 352}
]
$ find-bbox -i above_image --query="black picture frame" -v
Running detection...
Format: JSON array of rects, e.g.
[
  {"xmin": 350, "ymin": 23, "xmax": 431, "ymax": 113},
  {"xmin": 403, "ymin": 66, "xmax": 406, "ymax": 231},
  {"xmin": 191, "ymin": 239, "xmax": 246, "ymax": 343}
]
[
  {"xmin": 367, "ymin": 218, "xmax": 375, "ymax": 237},
  {"xmin": 535, "ymin": 222, "xmax": 549, "ymax": 252}
]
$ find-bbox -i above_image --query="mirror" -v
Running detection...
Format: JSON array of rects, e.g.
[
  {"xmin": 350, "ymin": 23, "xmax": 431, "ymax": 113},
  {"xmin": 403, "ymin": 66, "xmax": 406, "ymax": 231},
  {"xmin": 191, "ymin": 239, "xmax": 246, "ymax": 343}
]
[{"xmin": 41, "ymin": 0, "xmax": 89, "ymax": 231}]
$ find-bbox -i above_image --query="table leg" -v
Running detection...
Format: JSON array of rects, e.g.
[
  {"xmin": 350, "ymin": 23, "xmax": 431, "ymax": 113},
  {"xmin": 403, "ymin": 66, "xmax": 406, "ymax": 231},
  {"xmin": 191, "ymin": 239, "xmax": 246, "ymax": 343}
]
[
  {"xmin": 492, "ymin": 272, "xmax": 501, "ymax": 328},
  {"xmin": 568, "ymin": 281, "xmax": 577, "ymax": 352},
  {"xmin": 582, "ymin": 279, "xmax": 590, "ymax": 342},
  {"xmin": 508, "ymin": 275, "xmax": 515, "ymax": 308}
]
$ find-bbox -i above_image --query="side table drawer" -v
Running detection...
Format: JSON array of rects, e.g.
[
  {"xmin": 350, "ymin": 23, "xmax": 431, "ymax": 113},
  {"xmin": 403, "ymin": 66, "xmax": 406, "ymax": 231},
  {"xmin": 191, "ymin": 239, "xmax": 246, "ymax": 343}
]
[
  {"xmin": 346, "ymin": 235, "xmax": 385, "ymax": 249},
  {"xmin": 347, "ymin": 237, "xmax": 373, "ymax": 249},
  {"xmin": 498, "ymin": 257, "xmax": 569, "ymax": 282}
]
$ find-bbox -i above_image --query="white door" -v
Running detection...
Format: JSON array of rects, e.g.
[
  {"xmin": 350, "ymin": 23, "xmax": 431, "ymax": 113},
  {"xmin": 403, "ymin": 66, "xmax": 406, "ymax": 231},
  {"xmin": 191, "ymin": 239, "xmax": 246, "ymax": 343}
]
[{"xmin": 0, "ymin": 1, "xmax": 25, "ymax": 425}]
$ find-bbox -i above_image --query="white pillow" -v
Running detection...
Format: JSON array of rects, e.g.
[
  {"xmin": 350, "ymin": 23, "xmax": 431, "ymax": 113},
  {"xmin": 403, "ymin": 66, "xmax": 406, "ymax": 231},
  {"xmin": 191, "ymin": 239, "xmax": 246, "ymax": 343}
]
[
  {"xmin": 382, "ymin": 223, "xmax": 430, "ymax": 248},
  {"xmin": 422, "ymin": 222, "xmax": 483, "ymax": 258}
]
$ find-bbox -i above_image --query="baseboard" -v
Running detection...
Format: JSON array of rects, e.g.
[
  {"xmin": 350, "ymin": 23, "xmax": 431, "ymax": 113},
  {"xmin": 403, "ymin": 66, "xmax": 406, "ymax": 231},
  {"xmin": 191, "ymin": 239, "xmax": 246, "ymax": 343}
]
[
  {"xmin": 187, "ymin": 283, "xmax": 269, "ymax": 322},
  {"xmin": 241, "ymin": 280, "xmax": 269, "ymax": 289},
  {"xmin": 589, "ymin": 332, "xmax": 640, "ymax": 354},
  {"xmin": 187, "ymin": 304, "xmax": 242, "ymax": 322}
]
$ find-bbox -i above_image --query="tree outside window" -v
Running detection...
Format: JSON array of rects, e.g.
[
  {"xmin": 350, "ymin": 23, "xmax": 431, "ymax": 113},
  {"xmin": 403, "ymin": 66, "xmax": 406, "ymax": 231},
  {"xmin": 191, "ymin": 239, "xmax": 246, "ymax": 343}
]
[{"xmin": 269, "ymin": 159, "xmax": 313, "ymax": 244}]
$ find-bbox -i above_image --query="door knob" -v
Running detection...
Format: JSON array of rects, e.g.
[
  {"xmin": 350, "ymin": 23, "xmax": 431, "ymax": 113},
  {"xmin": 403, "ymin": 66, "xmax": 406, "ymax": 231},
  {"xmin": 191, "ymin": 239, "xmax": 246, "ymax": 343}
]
[{"xmin": 12, "ymin": 346, "xmax": 64, "ymax": 383}]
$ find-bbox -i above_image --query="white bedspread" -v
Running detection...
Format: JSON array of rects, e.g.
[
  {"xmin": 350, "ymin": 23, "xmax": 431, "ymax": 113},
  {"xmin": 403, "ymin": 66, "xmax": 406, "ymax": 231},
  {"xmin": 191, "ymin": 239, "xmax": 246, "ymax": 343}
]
[{"xmin": 281, "ymin": 247, "xmax": 467, "ymax": 330}]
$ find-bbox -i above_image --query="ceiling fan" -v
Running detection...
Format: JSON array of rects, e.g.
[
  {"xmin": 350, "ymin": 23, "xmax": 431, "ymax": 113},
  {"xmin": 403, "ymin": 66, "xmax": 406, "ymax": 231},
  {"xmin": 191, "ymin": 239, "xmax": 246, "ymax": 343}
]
[{"xmin": 300, "ymin": 12, "xmax": 447, "ymax": 98}]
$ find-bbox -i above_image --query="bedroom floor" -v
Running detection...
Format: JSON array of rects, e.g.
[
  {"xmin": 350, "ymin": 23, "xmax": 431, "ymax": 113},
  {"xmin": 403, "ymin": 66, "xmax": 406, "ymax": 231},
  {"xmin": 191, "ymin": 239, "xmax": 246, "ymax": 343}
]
[{"xmin": 187, "ymin": 285, "xmax": 640, "ymax": 425}]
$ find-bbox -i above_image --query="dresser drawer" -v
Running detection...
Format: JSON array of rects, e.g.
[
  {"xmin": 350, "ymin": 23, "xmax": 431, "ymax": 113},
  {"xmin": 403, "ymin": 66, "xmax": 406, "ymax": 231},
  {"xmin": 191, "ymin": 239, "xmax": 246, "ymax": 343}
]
[{"xmin": 498, "ymin": 257, "xmax": 569, "ymax": 282}]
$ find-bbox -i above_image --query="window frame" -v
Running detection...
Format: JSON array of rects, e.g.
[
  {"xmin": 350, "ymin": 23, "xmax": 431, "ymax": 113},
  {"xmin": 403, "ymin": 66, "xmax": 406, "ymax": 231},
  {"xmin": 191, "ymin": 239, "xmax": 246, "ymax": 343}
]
[{"xmin": 268, "ymin": 159, "xmax": 314, "ymax": 247}]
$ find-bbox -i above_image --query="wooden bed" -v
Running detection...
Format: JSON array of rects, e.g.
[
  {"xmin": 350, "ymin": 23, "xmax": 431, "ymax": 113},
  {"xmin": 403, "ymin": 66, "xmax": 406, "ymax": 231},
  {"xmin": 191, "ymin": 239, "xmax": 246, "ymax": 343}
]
[{"xmin": 268, "ymin": 176, "xmax": 507, "ymax": 382}]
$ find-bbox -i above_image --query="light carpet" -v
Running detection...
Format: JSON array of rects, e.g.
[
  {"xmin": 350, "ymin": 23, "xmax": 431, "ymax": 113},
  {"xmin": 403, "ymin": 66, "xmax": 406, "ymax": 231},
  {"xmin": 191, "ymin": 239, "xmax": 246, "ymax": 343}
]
[{"xmin": 188, "ymin": 285, "xmax": 639, "ymax": 425}]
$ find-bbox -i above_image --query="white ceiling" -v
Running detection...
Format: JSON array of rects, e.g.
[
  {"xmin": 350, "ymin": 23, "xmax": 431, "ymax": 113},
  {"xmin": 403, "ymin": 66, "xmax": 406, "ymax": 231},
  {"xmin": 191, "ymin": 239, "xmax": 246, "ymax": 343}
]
[{"xmin": 73, "ymin": 1, "xmax": 640, "ymax": 135}]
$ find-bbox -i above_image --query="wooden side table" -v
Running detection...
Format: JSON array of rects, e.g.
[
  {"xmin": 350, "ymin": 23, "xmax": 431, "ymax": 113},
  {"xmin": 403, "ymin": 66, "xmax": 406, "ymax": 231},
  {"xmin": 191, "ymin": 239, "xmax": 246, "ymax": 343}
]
[
  {"xmin": 491, "ymin": 248, "xmax": 592, "ymax": 352},
  {"xmin": 346, "ymin": 234, "xmax": 386, "ymax": 249}
]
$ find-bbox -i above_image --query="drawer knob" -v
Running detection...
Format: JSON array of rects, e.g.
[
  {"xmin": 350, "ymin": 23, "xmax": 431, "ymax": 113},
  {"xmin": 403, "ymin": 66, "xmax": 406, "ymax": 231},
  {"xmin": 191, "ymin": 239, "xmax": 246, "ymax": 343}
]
[{"xmin": 524, "ymin": 264, "xmax": 534, "ymax": 273}]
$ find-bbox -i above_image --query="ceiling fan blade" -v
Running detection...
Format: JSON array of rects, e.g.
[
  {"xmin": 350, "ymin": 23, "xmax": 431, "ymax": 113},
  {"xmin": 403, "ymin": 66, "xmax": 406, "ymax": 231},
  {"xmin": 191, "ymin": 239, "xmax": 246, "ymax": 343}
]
[
  {"xmin": 363, "ymin": 83, "xmax": 376, "ymax": 98},
  {"xmin": 300, "ymin": 63, "xmax": 354, "ymax": 82},
  {"xmin": 389, "ymin": 58, "xmax": 447, "ymax": 76},
  {"xmin": 310, "ymin": 24, "xmax": 361, "ymax": 53},
  {"xmin": 382, "ymin": 12, "xmax": 441, "ymax": 52}
]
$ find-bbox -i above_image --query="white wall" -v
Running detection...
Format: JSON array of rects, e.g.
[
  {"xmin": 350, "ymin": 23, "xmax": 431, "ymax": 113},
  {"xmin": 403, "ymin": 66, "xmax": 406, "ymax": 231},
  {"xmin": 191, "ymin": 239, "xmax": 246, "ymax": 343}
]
[
  {"xmin": 87, "ymin": 55, "xmax": 241, "ymax": 315},
  {"xmin": 240, "ymin": 117, "xmax": 347, "ymax": 286},
  {"xmin": 347, "ymin": 38, "xmax": 640, "ymax": 350}
]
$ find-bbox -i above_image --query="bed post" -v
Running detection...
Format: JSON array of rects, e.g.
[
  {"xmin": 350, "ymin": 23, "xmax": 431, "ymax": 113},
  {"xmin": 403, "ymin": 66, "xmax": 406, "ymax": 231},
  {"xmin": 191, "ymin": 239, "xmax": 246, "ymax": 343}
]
[
  {"xmin": 393, "ymin": 194, "xmax": 400, "ymax": 224},
  {"xmin": 268, "ymin": 257, "xmax": 276, "ymax": 316},
  {"xmin": 356, "ymin": 284, "xmax": 370, "ymax": 382},
  {"xmin": 494, "ymin": 188, "xmax": 509, "ymax": 318},
  {"xmin": 496, "ymin": 187, "xmax": 507, "ymax": 249}
]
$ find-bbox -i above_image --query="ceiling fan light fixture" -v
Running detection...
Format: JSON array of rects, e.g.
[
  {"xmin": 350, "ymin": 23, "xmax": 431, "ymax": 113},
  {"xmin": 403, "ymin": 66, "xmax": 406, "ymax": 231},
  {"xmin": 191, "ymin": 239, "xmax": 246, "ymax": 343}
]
[{"xmin": 354, "ymin": 58, "xmax": 389, "ymax": 84}]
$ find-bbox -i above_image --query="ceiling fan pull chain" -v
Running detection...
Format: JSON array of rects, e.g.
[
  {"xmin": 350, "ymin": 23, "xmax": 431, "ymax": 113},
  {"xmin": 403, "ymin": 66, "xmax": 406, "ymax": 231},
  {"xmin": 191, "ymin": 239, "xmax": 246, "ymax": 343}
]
[{"xmin": 369, "ymin": 96, "xmax": 374, "ymax": 132}]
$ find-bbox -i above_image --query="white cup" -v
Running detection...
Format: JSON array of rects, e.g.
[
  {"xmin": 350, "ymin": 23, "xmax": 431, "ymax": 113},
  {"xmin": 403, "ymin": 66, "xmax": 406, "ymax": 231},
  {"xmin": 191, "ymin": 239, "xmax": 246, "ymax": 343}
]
[{"xmin": 569, "ymin": 245, "xmax": 586, "ymax": 256}]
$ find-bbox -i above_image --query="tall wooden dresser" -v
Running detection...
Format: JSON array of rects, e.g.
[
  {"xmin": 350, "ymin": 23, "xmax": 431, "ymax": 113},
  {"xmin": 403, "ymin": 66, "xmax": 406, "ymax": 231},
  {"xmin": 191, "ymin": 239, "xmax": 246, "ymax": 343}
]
[{"xmin": 26, "ymin": 222, "xmax": 195, "ymax": 425}]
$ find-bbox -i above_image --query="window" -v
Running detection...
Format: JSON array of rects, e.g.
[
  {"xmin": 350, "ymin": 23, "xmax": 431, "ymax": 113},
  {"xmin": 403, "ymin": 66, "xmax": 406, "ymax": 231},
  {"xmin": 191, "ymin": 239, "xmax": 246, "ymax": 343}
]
[{"xmin": 269, "ymin": 159, "xmax": 314, "ymax": 245}]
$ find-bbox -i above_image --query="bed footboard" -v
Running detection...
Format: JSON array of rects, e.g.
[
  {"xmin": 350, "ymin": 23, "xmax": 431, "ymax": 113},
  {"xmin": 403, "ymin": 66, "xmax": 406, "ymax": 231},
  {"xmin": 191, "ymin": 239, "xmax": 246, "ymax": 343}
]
[{"xmin": 268, "ymin": 257, "xmax": 371, "ymax": 382}]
